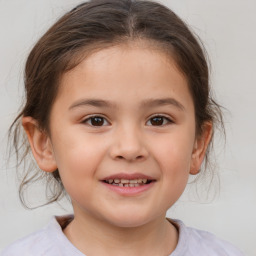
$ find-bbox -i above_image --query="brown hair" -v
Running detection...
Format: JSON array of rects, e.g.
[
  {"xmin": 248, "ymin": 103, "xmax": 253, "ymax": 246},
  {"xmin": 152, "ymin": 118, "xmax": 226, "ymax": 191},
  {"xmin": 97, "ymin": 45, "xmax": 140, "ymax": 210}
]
[{"xmin": 9, "ymin": 0, "xmax": 223, "ymax": 208}]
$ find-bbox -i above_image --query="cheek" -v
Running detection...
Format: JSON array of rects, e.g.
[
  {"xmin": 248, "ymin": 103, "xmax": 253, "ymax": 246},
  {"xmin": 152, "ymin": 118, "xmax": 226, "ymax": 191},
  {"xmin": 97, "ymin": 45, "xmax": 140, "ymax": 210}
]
[
  {"xmin": 53, "ymin": 146, "xmax": 102, "ymax": 204},
  {"xmin": 150, "ymin": 139, "xmax": 192, "ymax": 211},
  {"xmin": 51, "ymin": 133, "xmax": 106, "ymax": 187},
  {"xmin": 150, "ymin": 131, "xmax": 195, "ymax": 172},
  {"xmin": 52, "ymin": 128, "xmax": 104, "ymax": 164}
]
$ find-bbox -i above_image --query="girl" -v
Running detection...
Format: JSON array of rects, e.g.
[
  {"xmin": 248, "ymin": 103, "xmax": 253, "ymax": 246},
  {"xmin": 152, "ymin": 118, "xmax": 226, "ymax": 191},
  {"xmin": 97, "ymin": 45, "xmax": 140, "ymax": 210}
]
[{"xmin": 2, "ymin": 0, "xmax": 244, "ymax": 255}]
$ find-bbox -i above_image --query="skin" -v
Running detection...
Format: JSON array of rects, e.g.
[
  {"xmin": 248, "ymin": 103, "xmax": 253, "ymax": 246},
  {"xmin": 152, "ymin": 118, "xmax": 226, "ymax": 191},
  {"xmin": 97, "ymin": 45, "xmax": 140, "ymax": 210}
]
[{"xmin": 23, "ymin": 43, "xmax": 212, "ymax": 256}]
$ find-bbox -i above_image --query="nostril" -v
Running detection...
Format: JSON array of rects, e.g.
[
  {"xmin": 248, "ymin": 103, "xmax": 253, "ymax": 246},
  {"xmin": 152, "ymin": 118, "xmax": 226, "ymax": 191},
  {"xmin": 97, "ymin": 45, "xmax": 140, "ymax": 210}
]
[{"xmin": 115, "ymin": 155, "xmax": 144, "ymax": 161}]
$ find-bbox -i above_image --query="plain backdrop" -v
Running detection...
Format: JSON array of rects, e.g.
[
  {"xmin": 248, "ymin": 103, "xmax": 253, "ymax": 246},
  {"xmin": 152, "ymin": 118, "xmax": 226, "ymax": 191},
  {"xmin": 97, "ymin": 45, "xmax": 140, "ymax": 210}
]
[{"xmin": 0, "ymin": 0, "xmax": 255, "ymax": 255}]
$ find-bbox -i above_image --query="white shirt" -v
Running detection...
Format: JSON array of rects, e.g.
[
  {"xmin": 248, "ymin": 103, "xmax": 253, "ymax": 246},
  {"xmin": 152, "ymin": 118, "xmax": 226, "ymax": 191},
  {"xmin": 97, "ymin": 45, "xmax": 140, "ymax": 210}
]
[{"xmin": 1, "ymin": 216, "xmax": 244, "ymax": 256}]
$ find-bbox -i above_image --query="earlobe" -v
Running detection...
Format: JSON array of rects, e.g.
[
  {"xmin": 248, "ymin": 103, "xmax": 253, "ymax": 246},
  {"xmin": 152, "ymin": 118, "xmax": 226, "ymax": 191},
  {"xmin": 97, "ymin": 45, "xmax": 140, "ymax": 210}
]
[
  {"xmin": 190, "ymin": 122, "xmax": 213, "ymax": 175},
  {"xmin": 22, "ymin": 116, "xmax": 57, "ymax": 173}
]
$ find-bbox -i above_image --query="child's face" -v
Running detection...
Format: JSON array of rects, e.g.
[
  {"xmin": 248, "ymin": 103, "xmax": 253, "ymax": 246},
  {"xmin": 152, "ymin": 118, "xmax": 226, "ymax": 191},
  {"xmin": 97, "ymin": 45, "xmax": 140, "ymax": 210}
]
[{"xmin": 31, "ymin": 44, "xmax": 209, "ymax": 227}]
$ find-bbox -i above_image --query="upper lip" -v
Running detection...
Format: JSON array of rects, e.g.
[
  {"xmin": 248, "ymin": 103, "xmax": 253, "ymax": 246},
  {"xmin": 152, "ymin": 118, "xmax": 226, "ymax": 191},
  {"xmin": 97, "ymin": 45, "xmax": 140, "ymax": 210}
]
[{"xmin": 102, "ymin": 173, "xmax": 156, "ymax": 181}]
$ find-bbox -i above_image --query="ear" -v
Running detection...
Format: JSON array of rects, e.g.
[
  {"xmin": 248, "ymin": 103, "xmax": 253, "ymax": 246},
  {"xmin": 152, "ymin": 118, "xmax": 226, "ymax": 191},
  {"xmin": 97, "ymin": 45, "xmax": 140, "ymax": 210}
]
[
  {"xmin": 22, "ymin": 116, "xmax": 57, "ymax": 173},
  {"xmin": 190, "ymin": 122, "xmax": 213, "ymax": 175}
]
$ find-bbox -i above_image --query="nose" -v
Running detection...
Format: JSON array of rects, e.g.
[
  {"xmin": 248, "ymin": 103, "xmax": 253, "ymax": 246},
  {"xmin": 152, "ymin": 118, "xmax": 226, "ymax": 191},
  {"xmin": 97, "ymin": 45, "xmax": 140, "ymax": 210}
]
[{"xmin": 109, "ymin": 125, "xmax": 149, "ymax": 162}]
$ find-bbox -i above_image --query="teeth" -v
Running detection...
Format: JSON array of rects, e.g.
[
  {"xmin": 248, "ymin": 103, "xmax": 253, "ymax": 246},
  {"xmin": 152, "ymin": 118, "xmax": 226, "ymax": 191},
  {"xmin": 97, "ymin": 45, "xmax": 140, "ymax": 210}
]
[
  {"xmin": 121, "ymin": 179, "xmax": 129, "ymax": 184},
  {"xmin": 106, "ymin": 178, "xmax": 150, "ymax": 185}
]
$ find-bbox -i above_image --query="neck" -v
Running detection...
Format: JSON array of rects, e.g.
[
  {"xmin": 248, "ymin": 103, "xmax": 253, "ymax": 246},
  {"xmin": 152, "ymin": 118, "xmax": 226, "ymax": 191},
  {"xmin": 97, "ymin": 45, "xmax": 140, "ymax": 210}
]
[{"xmin": 63, "ymin": 210, "xmax": 178, "ymax": 256}]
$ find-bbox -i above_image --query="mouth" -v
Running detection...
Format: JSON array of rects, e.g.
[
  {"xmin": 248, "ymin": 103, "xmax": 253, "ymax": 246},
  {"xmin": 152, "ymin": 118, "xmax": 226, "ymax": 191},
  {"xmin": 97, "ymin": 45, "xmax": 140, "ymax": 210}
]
[
  {"xmin": 103, "ymin": 178, "xmax": 154, "ymax": 187},
  {"xmin": 101, "ymin": 173, "xmax": 156, "ymax": 195}
]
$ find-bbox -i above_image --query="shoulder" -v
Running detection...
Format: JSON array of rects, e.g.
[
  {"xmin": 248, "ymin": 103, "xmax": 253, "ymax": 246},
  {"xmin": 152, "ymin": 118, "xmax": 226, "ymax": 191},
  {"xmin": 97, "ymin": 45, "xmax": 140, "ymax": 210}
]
[
  {"xmin": 1, "ymin": 216, "xmax": 78, "ymax": 256},
  {"xmin": 171, "ymin": 219, "xmax": 245, "ymax": 256},
  {"xmin": 1, "ymin": 225, "xmax": 51, "ymax": 256}
]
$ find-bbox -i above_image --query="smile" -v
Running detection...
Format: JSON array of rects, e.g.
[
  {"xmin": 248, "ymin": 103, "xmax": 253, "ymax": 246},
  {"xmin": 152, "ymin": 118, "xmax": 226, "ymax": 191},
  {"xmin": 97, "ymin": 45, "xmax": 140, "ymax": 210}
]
[
  {"xmin": 104, "ymin": 178, "xmax": 152, "ymax": 187},
  {"xmin": 101, "ymin": 173, "xmax": 156, "ymax": 196}
]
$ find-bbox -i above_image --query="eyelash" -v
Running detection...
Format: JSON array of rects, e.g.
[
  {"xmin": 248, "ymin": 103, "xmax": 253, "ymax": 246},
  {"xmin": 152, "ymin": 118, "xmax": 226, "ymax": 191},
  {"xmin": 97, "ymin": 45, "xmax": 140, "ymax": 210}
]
[
  {"xmin": 81, "ymin": 115, "xmax": 174, "ymax": 127},
  {"xmin": 146, "ymin": 115, "xmax": 173, "ymax": 126},
  {"xmin": 82, "ymin": 115, "xmax": 110, "ymax": 127}
]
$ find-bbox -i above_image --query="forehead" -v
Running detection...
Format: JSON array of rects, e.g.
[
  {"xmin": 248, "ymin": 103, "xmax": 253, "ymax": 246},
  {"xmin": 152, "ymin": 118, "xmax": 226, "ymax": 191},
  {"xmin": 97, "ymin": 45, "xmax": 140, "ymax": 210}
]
[
  {"xmin": 59, "ymin": 40, "xmax": 186, "ymax": 88},
  {"xmin": 55, "ymin": 43, "xmax": 193, "ymax": 111}
]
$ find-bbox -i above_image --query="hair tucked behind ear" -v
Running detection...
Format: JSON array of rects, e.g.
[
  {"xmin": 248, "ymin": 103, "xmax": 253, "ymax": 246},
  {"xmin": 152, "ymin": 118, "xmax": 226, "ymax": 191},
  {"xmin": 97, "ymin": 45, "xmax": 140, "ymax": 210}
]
[{"xmin": 9, "ymin": 0, "xmax": 224, "ymax": 208}]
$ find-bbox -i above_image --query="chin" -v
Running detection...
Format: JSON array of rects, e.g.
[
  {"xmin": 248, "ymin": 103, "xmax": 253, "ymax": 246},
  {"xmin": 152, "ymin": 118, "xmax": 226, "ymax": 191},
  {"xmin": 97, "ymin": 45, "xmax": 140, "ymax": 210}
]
[{"xmin": 103, "ymin": 211, "xmax": 156, "ymax": 228}]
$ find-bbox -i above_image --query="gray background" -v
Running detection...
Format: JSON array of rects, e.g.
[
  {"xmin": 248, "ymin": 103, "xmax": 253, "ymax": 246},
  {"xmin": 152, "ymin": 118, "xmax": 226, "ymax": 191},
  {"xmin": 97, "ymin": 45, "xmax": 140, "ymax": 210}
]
[{"xmin": 0, "ymin": 0, "xmax": 255, "ymax": 255}]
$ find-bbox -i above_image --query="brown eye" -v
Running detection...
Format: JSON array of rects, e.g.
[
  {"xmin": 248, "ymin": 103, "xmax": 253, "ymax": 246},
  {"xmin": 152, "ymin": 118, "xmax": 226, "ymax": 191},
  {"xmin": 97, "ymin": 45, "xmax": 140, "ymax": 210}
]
[
  {"xmin": 151, "ymin": 117, "xmax": 164, "ymax": 125},
  {"xmin": 91, "ymin": 117, "xmax": 104, "ymax": 126},
  {"xmin": 83, "ymin": 116, "xmax": 109, "ymax": 126},
  {"xmin": 147, "ymin": 116, "xmax": 172, "ymax": 126}
]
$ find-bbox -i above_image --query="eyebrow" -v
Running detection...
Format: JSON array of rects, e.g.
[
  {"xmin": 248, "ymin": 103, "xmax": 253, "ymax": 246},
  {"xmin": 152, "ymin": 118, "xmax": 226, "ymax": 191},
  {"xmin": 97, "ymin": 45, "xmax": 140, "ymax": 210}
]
[
  {"xmin": 69, "ymin": 97, "xmax": 185, "ymax": 111},
  {"xmin": 141, "ymin": 98, "xmax": 185, "ymax": 111},
  {"xmin": 69, "ymin": 99, "xmax": 117, "ymax": 110}
]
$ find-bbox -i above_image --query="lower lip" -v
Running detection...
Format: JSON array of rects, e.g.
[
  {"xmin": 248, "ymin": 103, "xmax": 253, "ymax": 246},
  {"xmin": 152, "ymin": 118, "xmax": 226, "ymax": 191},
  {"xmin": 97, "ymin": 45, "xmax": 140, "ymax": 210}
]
[{"xmin": 102, "ymin": 182, "xmax": 155, "ymax": 196}]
